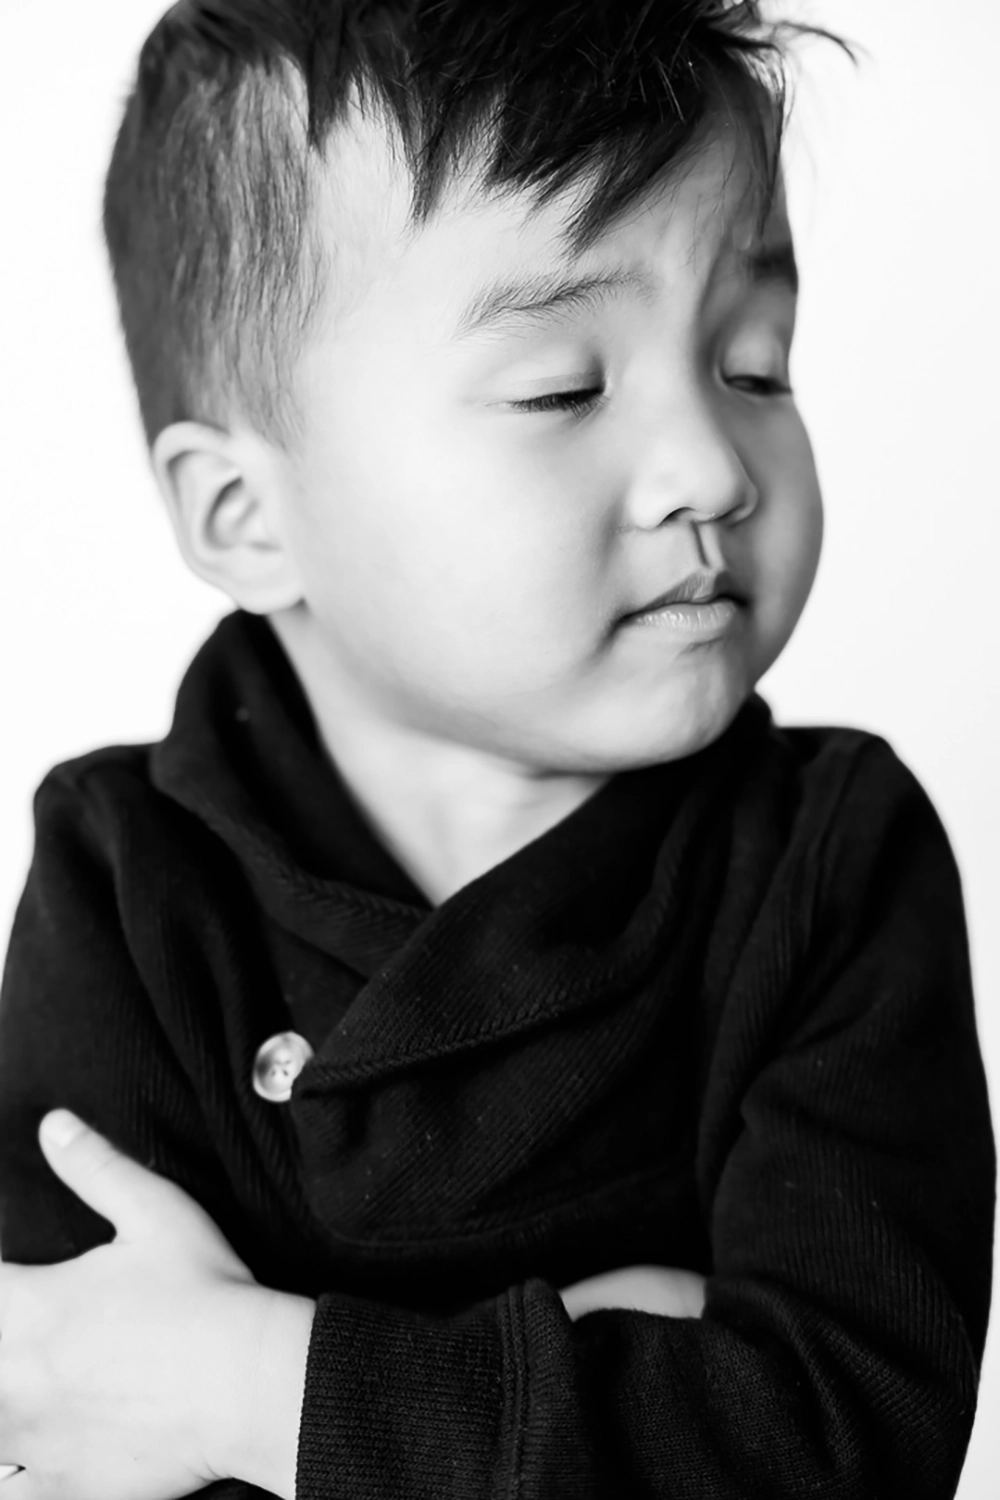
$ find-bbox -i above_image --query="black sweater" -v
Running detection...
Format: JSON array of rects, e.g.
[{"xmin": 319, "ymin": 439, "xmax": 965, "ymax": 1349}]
[{"xmin": 0, "ymin": 611, "xmax": 994, "ymax": 1500}]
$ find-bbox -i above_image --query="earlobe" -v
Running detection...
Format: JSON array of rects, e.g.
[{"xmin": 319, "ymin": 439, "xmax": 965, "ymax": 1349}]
[{"xmin": 151, "ymin": 422, "xmax": 304, "ymax": 613}]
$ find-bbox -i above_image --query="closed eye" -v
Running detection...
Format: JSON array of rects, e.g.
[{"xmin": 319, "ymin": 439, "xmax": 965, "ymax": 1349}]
[
  {"xmin": 726, "ymin": 374, "xmax": 793, "ymax": 397},
  {"xmin": 507, "ymin": 387, "xmax": 605, "ymax": 417}
]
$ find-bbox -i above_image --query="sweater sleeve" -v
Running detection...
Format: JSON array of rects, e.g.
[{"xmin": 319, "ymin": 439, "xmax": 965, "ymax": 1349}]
[
  {"xmin": 0, "ymin": 765, "xmax": 272, "ymax": 1500},
  {"xmin": 293, "ymin": 741, "xmax": 995, "ymax": 1500},
  {"xmin": 0, "ymin": 765, "xmax": 176, "ymax": 1264}
]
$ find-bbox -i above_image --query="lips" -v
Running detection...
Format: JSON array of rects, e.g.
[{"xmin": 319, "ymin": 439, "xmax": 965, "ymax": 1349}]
[{"xmin": 628, "ymin": 568, "xmax": 744, "ymax": 616}]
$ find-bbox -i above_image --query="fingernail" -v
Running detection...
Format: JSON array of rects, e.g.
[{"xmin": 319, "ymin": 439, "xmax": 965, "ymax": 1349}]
[{"xmin": 42, "ymin": 1109, "xmax": 85, "ymax": 1147}]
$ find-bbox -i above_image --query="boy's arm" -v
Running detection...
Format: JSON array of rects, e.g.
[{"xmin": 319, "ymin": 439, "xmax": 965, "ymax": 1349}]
[
  {"xmin": 0, "ymin": 1104, "xmax": 704, "ymax": 1500},
  {"xmin": 244, "ymin": 742, "xmax": 992, "ymax": 1500},
  {"xmin": 2, "ymin": 745, "xmax": 994, "ymax": 1499},
  {"xmin": 0, "ymin": 763, "xmax": 291, "ymax": 1499},
  {"xmin": 0, "ymin": 766, "xmax": 218, "ymax": 1271}
]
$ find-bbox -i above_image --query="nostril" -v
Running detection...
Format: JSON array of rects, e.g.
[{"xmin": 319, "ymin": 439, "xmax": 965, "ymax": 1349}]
[
  {"xmin": 624, "ymin": 438, "xmax": 758, "ymax": 531},
  {"xmin": 692, "ymin": 482, "xmax": 759, "ymax": 528}
]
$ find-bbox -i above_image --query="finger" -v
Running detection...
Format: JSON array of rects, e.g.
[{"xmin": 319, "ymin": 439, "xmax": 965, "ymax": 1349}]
[
  {"xmin": 38, "ymin": 1110, "xmax": 216, "ymax": 1245},
  {"xmin": 559, "ymin": 1264, "xmax": 707, "ymax": 1321}
]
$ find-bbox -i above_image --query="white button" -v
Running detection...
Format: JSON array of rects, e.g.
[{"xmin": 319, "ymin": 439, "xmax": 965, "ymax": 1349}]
[{"xmin": 252, "ymin": 1031, "xmax": 314, "ymax": 1103}]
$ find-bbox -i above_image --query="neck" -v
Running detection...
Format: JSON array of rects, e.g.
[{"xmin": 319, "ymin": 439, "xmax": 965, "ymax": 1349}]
[{"xmin": 269, "ymin": 611, "xmax": 609, "ymax": 906}]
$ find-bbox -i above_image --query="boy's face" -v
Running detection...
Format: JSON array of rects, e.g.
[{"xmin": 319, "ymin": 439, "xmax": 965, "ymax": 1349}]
[{"xmin": 271, "ymin": 119, "xmax": 822, "ymax": 773}]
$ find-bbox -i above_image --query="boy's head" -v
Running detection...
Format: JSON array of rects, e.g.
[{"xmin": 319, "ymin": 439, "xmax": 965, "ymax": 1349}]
[{"xmin": 106, "ymin": 0, "xmax": 829, "ymax": 774}]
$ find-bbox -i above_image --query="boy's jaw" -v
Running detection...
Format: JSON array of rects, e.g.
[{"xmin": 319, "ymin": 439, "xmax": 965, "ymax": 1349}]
[{"xmin": 222, "ymin": 121, "xmax": 822, "ymax": 781}]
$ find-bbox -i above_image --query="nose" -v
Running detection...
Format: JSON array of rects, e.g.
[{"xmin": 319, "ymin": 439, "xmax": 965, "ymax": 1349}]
[{"xmin": 622, "ymin": 387, "xmax": 758, "ymax": 531}]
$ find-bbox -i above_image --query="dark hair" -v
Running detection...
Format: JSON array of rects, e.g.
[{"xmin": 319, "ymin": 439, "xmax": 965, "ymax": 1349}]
[{"xmin": 104, "ymin": 0, "xmax": 838, "ymax": 447}]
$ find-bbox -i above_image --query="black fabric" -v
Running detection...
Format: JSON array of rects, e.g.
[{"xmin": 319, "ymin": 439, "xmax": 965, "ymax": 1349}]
[{"xmin": 0, "ymin": 608, "xmax": 994, "ymax": 1500}]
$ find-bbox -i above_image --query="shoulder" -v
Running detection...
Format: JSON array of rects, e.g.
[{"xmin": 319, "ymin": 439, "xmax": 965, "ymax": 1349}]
[
  {"xmin": 33, "ymin": 743, "xmax": 156, "ymax": 839},
  {"xmin": 728, "ymin": 706, "xmax": 965, "ymax": 970},
  {"xmin": 37, "ymin": 742, "xmax": 155, "ymax": 803},
  {"xmin": 12, "ymin": 740, "xmax": 252, "ymax": 1006},
  {"xmin": 29, "ymin": 742, "xmax": 207, "ymax": 883},
  {"xmin": 749, "ymin": 714, "xmax": 969, "ymax": 996},
  {"xmin": 756, "ymin": 712, "xmax": 948, "ymax": 863}
]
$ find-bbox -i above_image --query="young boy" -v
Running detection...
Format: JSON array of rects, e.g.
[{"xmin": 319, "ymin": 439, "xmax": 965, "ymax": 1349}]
[{"xmin": 0, "ymin": 1, "xmax": 994, "ymax": 1497}]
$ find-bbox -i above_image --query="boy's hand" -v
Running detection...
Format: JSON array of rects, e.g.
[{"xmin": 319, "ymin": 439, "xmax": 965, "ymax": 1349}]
[
  {"xmin": 0, "ymin": 1111, "xmax": 313, "ymax": 1500},
  {"xmin": 559, "ymin": 1263, "xmax": 707, "ymax": 1321}
]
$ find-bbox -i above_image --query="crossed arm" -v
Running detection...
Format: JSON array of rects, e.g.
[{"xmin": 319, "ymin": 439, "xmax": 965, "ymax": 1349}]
[
  {"xmin": 0, "ymin": 1109, "xmax": 706, "ymax": 1499},
  {"xmin": 1, "ymin": 748, "xmax": 993, "ymax": 1500}
]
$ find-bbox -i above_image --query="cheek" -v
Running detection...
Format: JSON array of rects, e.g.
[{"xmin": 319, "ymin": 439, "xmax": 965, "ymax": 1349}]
[
  {"xmin": 742, "ymin": 416, "xmax": 823, "ymax": 650},
  {"xmin": 284, "ymin": 416, "xmax": 606, "ymax": 690},
  {"xmin": 298, "ymin": 414, "xmax": 593, "ymax": 610},
  {"xmin": 753, "ymin": 415, "xmax": 822, "ymax": 565}
]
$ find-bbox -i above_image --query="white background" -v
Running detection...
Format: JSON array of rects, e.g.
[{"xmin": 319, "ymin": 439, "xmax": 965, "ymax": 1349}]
[{"xmin": 1, "ymin": 0, "xmax": 997, "ymax": 1490}]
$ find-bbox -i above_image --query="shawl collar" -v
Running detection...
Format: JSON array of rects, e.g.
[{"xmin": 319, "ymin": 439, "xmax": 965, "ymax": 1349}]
[{"xmin": 151, "ymin": 611, "xmax": 773, "ymax": 1241}]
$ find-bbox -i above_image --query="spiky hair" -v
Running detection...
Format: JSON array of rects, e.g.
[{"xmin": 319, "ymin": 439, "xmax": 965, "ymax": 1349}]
[{"xmin": 103, "ymin": 0, "xmax": 830, "ymax": 447}]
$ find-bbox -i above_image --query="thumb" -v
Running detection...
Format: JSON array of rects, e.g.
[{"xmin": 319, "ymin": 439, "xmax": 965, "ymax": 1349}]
[{"xmin": 38, "ymin": 1109, "xmax": 229, "ymax": 1253}]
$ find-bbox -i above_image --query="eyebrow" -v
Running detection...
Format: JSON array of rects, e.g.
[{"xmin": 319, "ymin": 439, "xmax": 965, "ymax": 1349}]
[
  {"xmin": 451, "ymin": 239, "xmax": 799, "ymax": 342},
  {"xmin": 452, "ymin": 262, "xmax": 657, "ymax": 340}
]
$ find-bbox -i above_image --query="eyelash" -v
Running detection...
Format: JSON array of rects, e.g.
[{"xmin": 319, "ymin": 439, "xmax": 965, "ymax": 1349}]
[
  {"xmin": 509, "ymin": 372, "xmax": 792, "ymax": 419},
  {"xmin": 509, "ymin": 388, "xmax": 605, "ymax": 418},
  {"xmin": 726, "ymin": 374, "xmax": 793, "ymax": 397}
]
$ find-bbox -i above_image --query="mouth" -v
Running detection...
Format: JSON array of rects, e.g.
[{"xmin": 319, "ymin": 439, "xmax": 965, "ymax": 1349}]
[{"xmin": 624, "ymin": 568, "xmax": 746, "ymax": 619}]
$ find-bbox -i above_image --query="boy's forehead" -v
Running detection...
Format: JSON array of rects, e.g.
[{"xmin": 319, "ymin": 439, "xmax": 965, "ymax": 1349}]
[{"xmin": 311, "ymin": 109, "xmax": 791, "ymax": 342}]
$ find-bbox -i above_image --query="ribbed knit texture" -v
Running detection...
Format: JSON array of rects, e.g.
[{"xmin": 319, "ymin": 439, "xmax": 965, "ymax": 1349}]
[{"xmin": 0, "ymin": 610, "xmax": 993, "ymax": 1499}]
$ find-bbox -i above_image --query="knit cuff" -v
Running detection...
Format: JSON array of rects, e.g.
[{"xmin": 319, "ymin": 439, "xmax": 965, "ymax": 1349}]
[{"xmin": 295, "ymin": 1286, "xmax": 519, "ymax": 1499}]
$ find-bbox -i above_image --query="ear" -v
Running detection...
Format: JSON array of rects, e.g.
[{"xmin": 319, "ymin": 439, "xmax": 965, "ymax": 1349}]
[{"xmin": 151, "ymin": 421, "xmax": 304, "ymax": 614}]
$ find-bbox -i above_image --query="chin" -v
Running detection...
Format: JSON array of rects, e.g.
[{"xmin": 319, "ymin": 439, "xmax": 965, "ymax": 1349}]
[
  {"xmin": 549, "ymin": 677, "xmax": 750, "ymax": 777},
  {"xmin": 640, "ymin": 704, "xmax": 742, "ymax": 768},
  {"xmin": 622, "ymin": 660, "xmax": 754, "ymax": 768}
]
